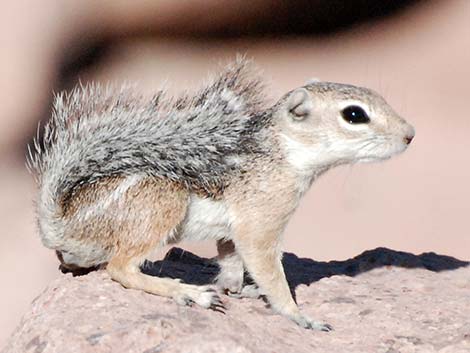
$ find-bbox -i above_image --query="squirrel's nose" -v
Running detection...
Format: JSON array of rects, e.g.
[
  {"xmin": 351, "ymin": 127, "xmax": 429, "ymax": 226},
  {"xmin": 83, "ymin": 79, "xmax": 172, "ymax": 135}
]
[
  {"xmin": 403, "ymin": 124, "xmax": 415, "ymax": 145},
  {"xmin": 404, "ymin": 135, "xmax": 414, "ymax": 145}
]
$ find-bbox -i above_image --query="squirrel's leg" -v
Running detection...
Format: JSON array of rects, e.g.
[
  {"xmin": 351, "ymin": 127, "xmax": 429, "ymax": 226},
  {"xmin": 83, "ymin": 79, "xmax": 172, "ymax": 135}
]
[
  {"xmin": 107, "ymin": 255, "xmax": 223, "ymax": 309},
  {"xmin": 216, "ymin": 240, "xmax": 244, "ymax": 294},
  {"xmin": 101, "ymin": 178, "xmax": 222, "ymax": 310},
  {"xmin": 215, "ymin": 239, "xmax": 262, "ymax": 298},
  {"xmin": 232, "ymin": 221, "xmax": 332, "ymax": 331}
]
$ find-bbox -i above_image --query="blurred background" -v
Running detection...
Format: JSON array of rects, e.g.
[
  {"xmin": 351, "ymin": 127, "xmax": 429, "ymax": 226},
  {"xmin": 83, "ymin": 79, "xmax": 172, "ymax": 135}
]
[{"xmin": 1, "ymin": 0, "xmax": 469, "ymax": 347}]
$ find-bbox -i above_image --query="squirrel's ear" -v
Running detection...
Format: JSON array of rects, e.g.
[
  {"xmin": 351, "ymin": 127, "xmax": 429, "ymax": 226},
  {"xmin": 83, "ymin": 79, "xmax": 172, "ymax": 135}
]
[{"xmin": 287, "ymin": 88, "xmax": 313, "ymax": 120}]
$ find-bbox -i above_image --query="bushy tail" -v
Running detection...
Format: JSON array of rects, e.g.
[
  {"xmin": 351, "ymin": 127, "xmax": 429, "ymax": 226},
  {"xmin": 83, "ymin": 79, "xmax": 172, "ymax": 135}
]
[{"xmin": 27, "ymin": 57, "xmax": 269, "ymax": 249}]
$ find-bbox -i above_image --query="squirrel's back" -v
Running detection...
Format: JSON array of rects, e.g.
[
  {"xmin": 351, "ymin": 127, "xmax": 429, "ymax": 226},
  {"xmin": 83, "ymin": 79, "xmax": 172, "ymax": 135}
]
[{"xmin": 28, "ymin": 58, "xmax": 271, "ymax": 250}]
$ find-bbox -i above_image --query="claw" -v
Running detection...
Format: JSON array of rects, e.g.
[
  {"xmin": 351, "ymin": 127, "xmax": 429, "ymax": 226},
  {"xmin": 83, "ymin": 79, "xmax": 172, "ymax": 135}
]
[
  {"xmin": 213, "ymin": 298, "xmax": 225, "ymax": 307},
  {"xmin": 211, "ymin": 306, "xmax": 226, "ymax": 314},
  {"xmin": 213, "ymin": 297, "xmax": 224, "ymax": 305},
  {"xmin": 211, "ymin": 301, "xmax": 226, "ymax": 312},
  {"xmin": 212, "ymin": 302, "xmax": 226, "ymax": 310},
  {"xmin": 210, "ymin": 295, "xmax": 226, "ymax": 312},
  {"xmin": 184, "ymin": 298, "xmax": 194, "ymax": 307},
  {"xmin": 310, "ymin": 322, "xmax": 333, "ymax": 332},
  {"xmin": 227, "ymin": 291, "xmax": 241, "ymax": 298}
]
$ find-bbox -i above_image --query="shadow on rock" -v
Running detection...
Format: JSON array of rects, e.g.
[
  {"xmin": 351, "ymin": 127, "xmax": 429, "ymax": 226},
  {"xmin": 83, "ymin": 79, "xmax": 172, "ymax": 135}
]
[{"xmin": 141, "ymin": 247, "xmax": 469, "ymax": 294}]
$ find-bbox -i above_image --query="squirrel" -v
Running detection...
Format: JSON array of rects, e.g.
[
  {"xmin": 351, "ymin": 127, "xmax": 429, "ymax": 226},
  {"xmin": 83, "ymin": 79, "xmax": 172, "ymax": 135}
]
[{"xmin": 28, "ymin": 57, "xmax": 415, "ymax": 331}]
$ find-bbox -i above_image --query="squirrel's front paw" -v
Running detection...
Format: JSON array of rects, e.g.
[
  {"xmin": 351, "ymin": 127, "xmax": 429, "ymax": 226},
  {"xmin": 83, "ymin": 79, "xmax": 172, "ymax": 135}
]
[
  {"xmin": 227, "ymin": 284, "xmax": 263, "ymax": 299},
  {"xmin": 291, "ymin": 314, "xmax": 333, "ymax": 332}
]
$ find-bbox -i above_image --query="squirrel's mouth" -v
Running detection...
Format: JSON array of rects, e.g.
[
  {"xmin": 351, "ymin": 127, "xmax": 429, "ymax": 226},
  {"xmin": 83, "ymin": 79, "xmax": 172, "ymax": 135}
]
[
  {"xmin": 361, "ymin": 135, "xmax": 413, "ymax": 163},
  {"xmin": 357, "ymin": 155, "xmax": 391, "ymax": 163}
]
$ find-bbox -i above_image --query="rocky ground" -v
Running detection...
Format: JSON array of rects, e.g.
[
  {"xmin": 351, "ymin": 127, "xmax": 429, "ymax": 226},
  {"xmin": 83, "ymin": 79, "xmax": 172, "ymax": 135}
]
[{"xmin": 3, "ymin": 248, "xmax": 469, "ymax": 353}]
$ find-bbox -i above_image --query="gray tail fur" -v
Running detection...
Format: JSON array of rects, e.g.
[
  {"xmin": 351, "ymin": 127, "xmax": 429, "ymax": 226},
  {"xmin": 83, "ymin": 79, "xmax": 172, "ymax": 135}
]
[{"xmin": 27, "ymin": 57, "xmax": 270, "ymax": 249}]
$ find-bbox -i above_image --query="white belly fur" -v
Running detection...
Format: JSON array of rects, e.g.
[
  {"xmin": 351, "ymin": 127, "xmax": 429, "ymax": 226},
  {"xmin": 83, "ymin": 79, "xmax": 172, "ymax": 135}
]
[{"xmin": 179, "ymin": 194, "xmax": 233, "ymax": 242}]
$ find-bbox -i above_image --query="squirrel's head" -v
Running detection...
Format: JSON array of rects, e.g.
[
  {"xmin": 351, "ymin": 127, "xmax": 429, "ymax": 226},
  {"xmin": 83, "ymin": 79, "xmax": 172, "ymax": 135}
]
[{"xmin": 275, "ymin": 82, "xmax": 415, "ymax": 171}]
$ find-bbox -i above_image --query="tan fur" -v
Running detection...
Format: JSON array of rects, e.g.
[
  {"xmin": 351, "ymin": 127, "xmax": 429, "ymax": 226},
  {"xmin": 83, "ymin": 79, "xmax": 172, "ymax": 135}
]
[
  {"xmin": 59, "ymin": 177, "xmax": 187, "ymax": 267},
  {"xmin": 61, "ymin": 177, "xmax": 228, "ymax": 307},
  {"xmin": 221, "ymin": 151, "xmax": 319, "ymax": 325}
]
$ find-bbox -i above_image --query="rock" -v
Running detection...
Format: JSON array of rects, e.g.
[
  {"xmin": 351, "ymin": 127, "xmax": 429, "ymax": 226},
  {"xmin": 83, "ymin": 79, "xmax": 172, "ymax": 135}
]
[{"xmin": 3, "ymin": 248, "xmax": 470, "ymax": 353}]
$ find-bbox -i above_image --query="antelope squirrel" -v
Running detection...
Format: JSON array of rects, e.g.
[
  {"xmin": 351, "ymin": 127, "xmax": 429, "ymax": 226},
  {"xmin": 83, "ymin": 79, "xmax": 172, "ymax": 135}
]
[{"xmin": 28, "ymin": 58, "xmax": 415, "ymax": 331}]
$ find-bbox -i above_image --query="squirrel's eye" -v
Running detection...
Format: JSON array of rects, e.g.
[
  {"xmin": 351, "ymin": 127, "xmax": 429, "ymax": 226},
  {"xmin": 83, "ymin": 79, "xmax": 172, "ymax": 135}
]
[{"xmin": 341, "ymin": 106, "xmax": 370, "ymax": 124}]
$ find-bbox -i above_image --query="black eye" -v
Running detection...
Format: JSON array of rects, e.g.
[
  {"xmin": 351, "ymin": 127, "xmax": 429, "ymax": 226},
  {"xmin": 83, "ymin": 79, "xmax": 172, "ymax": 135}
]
[{"xmin": 341, "ymin": 105, "xmax": 370, "ymax": 124}]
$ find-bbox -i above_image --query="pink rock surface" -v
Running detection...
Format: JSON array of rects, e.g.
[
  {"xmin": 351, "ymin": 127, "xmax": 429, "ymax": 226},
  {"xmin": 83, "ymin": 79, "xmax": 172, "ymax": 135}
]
[{"xmin": 3, "ymin": 248, "xmax": 469, "ymax": 353}]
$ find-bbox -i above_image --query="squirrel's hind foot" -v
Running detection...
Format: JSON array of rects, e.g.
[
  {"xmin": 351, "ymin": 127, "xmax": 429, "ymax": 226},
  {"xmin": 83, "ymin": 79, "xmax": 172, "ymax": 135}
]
[
  {"xmin": 173, "ymin": 285, "xmax": 225, "ymax": 311},
  {"xmin": 107, "ymin": 255, "xmax": 224, "ymax": 311}
]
